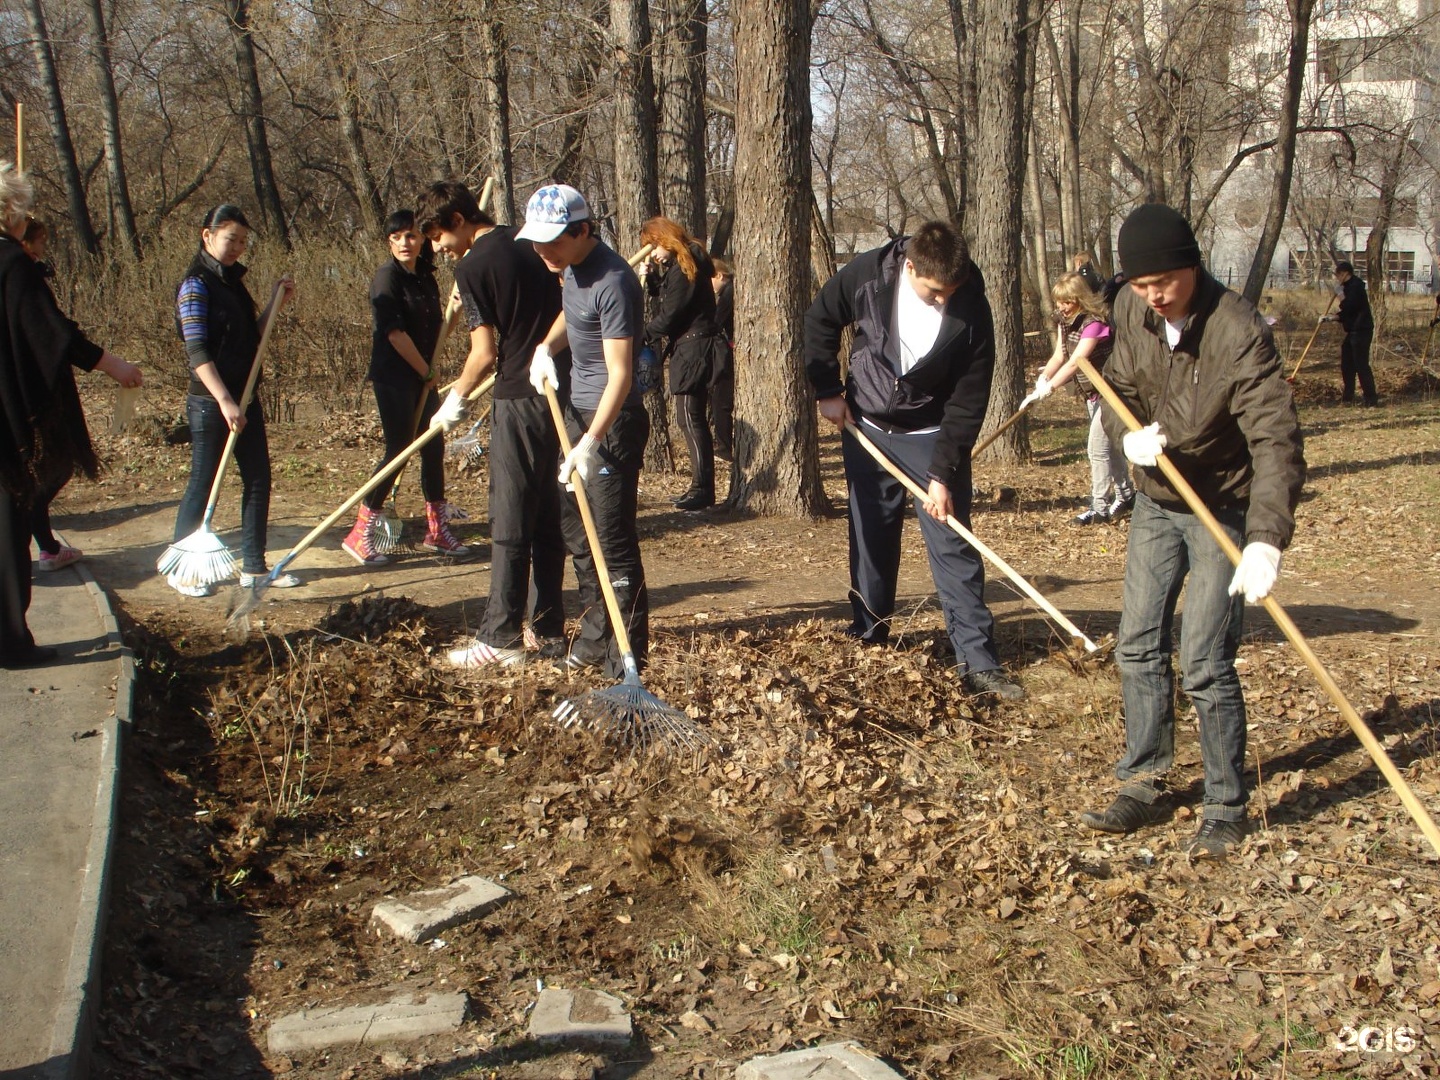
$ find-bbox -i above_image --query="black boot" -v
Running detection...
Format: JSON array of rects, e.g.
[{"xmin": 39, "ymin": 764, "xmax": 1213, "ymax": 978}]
[{"xmin": 675, "ymin": 487, "xmax": 715, "ymax": 511}]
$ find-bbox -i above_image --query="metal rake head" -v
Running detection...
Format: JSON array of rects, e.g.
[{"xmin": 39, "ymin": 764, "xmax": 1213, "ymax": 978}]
[
  {"xmin": 223, "ymin": 582, "xmax": 262, "ymax": 641},
  {"xmin": 552, "ymin": 676, "xmax": 710, "ymax": 756},
  {"xmin": 371, "ymin": 509, "xmax": 412, "ymax": 556},
  {"xmin": 446, "ymin": 417, "xmax": 487, "ymax": 467}
]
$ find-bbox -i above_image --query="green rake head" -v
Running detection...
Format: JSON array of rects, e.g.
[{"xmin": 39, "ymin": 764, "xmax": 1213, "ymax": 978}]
[{"xmin": 552, "ymin": 672, "xmax": 711, "ymax": 756}]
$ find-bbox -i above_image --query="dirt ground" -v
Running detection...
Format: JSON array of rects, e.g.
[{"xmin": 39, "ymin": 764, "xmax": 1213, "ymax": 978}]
[{"xmin": 60, "ymin": 342, "xmax": 1440, "ymax": 1079}]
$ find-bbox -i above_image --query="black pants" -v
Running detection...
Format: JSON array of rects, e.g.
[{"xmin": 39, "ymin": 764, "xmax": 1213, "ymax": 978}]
[
  {"xmin": 560, "ymin": 400, "xmax": 650, "ymax": 675},
  {"xmin": 30, "ymin": 481, "xmax": 62, "ymax": 556},
  {"xmin": 0, "ymin": 489, "xmax": 35, "ymax": 656},
  {"xmin": 1340, "ymin": 330, "xmax": 1377, "ymax": 404},
  {"xmin": 364, "ymin": 380, "xmax": 444, "ymax": 510},
  {"xmin": 173, "ymin": 395, "xmax": 272, "ymax": 574},
  {"xmin": 675, "ymin": 390, "xmax": 714, "ymax": 493},
  {"xmin": 479, "ymin": 396, "xmax": 566, "ymax": 648},
  {"xmin": 840, "ymin": 423, "xmax": 1001, "ymax": 674},
  {"xmin": 711, "ymin": 345, "xmax": 734, "ymax": 459}
]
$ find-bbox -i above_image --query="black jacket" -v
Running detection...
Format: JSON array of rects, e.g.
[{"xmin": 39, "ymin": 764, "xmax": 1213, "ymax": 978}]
[
  {"xmin": 644, "ymin": 242, "xmax": 722, "ymax": 395},
  {"xmin": 176, "ymin": 249, "xmax": 261, "ymax": 401},
  {"xmin": 1102, "ymin": 269, "xmax": 1305, "ymax": 550},
  {"xmin": 0, "ymin": 236, "xmax": 101, "ymax": 504},
  {"xmin": 369, "ymin": 256, "xmax": 443, "ymax": 387},
  {"xmin": 804, "ymin": 236, "xmax": 994, "ymax": 485},
  {"xmin": 1337, "ymin": 275, "xmax": 1373, "ymax": 334}
]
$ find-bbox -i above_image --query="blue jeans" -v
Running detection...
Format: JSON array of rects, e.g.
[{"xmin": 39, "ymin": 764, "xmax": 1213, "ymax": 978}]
[
  {"xmin": 1085, "ymin": 396, "xmax": 1132, "ymax": 513},
  {"xmin": 173, "ymin": 395, "xmax": 272, "ymax": 574},
  {"xmin": 1115, "ymin": 492, "xmax": 1248, "ymax": 821}
]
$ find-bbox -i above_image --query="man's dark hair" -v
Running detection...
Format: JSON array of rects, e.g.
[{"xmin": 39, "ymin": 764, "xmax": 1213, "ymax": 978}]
[
  {"xmin": 907, "ymin": 220, "xmax": 971, "ymax": 285},
  {"xmin": 564, "ymin": 220, "xmax": 595, "ymax": 240},
  {"xmin": 1335, "ymin": 260, "xmax": 1354, "ymax": 275},
  {"xmin": 415, "ymin": 181, "xmax": 496, "ymax": 236}
]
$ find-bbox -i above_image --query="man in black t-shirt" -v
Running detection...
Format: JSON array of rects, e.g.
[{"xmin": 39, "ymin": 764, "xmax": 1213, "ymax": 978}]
[{"xmin": 418, "ymin": 181, "xmax": 570, "ymax": 668}]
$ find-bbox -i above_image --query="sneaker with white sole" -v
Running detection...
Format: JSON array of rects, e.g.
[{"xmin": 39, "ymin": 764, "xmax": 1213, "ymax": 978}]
[
  {"xmin": 38, "ymin": 545, "xmax": 83, "ymax": 571},
  {"xmin": 240, "ymin": 572, "xmax": 302, "ymax": 589},
  {"xmin": 448, "ymin": 638, "xmax": 526, "ymax": 668},
  {"xmin": 167, "ymin": 572, "xmax": 214, "ymax": 598}
]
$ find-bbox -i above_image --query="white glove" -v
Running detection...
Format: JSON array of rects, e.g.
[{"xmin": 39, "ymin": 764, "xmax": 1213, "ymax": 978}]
[
  {"xmin": 1031, "ymin": 373, "xmax": 1052, "ymax": 401},
  {"xmin": 558, "ymin": 432, "xmax": 599, "ymax": 489},
  {"xmin": 1228, "ymin": 542, "xmax": 1281, "ymax": 604},
  {"xmin": 529, "ymin": 344, "xmax": 558, "ymax": 395},
  {"xmin": 1122, "ymin": 422, "xmax": 1167, "ymax": 467},
  {"xmin": 430, "ymin": 388, "xmax": 467, "ymax": 432}
]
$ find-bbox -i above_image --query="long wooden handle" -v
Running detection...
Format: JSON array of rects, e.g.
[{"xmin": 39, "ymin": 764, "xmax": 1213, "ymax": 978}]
[
  {"xmin": 1076, "ymin": 355, "xmax": 1440, "ymax": 857},
  {"xmin": 1420, "ymin": 322, "xmax": 1437, "ymax": 369},
  {"xmin": 971, "ymin": 395, "xmax": 1035, "ymax": 460},
  {"xmin": 541, "ymin": 382, "xmax": 637, "ymax": 660},
  {"xmin": 272, "ymin": 375, "xmax": 495, "ymax": 573},
  {"xmin": 844, "ymin": 421, "xmax": 1098, "ymax": 653},
  {"xmin": 199, "ymin": 280, "xmax": 289, "ymax": 528},
  {"xmin": 405, "ymin": 291, "xmax": 465, "ymax": 434},
  {"xmin": 629, "ymin": 244, "xmax": 654, "ymax": 268},
  {"xmin": 1287, "ymin": 292, "xmax": 1336, "ymax": 380}
]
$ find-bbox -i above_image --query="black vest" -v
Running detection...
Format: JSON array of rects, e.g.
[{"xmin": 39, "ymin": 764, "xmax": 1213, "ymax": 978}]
[{"xmin": 177, "ymin": 250, "xmax": 261, "ymax": 400}]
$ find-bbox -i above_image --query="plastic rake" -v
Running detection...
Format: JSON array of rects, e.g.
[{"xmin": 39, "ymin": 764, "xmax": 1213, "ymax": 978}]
[
  {"xmin": 540, "ymin": 382, "xmax": 708, "ymax": 755},
  {"xmin": 226, "ymin": 375, "xmax": 495, "ymax": 637},
  {"xmin": 1074, "ymin": 355, "xmax": 1440, "ymax": 858},
  {"xmin": 156, "ymin": 280, "xmax": 288, "ymax": 588}
]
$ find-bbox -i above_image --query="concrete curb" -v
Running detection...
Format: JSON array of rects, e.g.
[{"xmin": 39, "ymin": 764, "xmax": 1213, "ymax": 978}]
[{"xmin": 44, "ymin": 542, "xmax": 133, "ymax": 1079}]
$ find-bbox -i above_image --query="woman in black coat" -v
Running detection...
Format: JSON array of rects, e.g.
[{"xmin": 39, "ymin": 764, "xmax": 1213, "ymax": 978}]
[
  {"xmin": 0, "ymin": 162, "xmax": 142, "ymax": 666},
  {"xmin": 639, "ymin": 216, "xmax": 726, "ymax": 511}
]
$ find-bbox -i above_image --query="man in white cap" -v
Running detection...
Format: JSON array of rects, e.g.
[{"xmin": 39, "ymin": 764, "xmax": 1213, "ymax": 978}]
[
  {"xmin": 518, "ymin": 183, "xmax": 650, "ymax": 674},
  {"xmin": 1081, "ymin": 202, "xmax": 1305, "ymax": 857}
]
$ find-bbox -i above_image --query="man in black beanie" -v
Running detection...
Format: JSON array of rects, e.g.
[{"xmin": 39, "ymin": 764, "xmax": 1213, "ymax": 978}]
[
  {"xmin": 1323, "ymin": 261, "xmax": 1378, "ymax": 406},
  {"xmin": 1080, "ymin": 203, "xmax": 1305, "ymax": 857}
]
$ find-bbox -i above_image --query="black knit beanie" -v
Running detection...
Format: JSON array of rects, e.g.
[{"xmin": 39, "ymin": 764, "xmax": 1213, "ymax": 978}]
[{"xmin": 1117, "ymin": 203, "xmax": 1201, "ymax": 278}]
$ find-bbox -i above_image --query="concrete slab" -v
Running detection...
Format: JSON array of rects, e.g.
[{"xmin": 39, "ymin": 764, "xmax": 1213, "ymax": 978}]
[
  {"xmin": 736, "ymin": 1040, "xmax": 905, "ymax": 1080},
  {"xmin": 0, "ymin": 546, "xmax": 130, "ymax": 1078},
  {"xmin": 529, "ymin": 987, "xmax": 632, "ymax": 1046},
  {"xmin": 370, "ymin": 874, "xmax": 511, "ymax": 943},
  {"xmin": 266, "ymin": 991, "xmax": 468, "ymax": 1053}
]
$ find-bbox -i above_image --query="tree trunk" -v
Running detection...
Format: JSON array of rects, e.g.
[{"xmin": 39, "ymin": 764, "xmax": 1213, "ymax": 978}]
[
  {"xmin": 1242, "ymin": 0, "xmax": 1315, "ymax": 303},
  {"xmin": 655, "ymin": 0, "xmax": 707, "ymax": 238},
  {"xmin": 1363, "ymin": 131, "xmax": 1408, "ymax": 332},
  {"xmin": 730, "ymin": 0, "xmax": 824, "ymax": 516},
  {"xmin": 19, "ymin": 0, "xmax": 100, "ymax": 256},
  {"xmin": 1044, "ymin": 1, "xmax": 1084, "ymax": 257},
  {"xmin": 476, "ymin": 0, "xmax": 516, "ymax": 224},
  {"xmin": 225, "ymin": 0, "xmax": 290, "ymax": 249},
  {"xmin": 970, "ymin": 0, "xmax": 1031, "ymax": 464},
  {"xmin": 609, "ymin": 0, "xmax": 660, "ymax": 248},
  {"xmin": 316, "ymin": 6, "xmax": 383, "ymax": 235},
  {"xmin": 944, "ymin": 0, "xmax": 973, "ymax": 233},
  {"xmin": 82, "ymin": 0, "xmax": 140, "ymax": 259}
]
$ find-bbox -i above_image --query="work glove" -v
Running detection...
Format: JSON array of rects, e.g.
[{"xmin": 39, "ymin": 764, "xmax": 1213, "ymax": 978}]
[
  {"xmin": 558, "ymin": 432, "xmax": 599, "ymax": 489},
  {"xmin": 430, "ymin": 388, "xmax": 468, "ymax": 432},
  {"xmin": 529, "ymin": 344, "xmax": 558, "ymax": 395},
  {"xmin": 1122, "ymin": 422, "xmax": 1167, "ymax": 467},
  {"xmin": 1031, "ymin": 373, "xmax": 1052, "ymax": 402},
  {"xmin": 1228, "ymin": 542, "xmax": 1282, "ymax": 604}
]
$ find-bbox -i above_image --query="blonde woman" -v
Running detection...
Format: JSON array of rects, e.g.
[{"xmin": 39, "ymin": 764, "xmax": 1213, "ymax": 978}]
[{"xmin": 1032, "ymin": 271, "xmax": 1134, "ymax": 525}]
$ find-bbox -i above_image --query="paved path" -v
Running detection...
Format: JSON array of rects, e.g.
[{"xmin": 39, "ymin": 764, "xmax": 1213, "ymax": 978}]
[{"xmin": 0, "ymin": 550, "xmax": 130, "ymax": 1079}]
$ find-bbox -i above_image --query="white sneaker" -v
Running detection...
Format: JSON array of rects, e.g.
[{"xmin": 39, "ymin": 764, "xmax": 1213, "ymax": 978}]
[
  {"xmin": 447, "ymin": 638, "xmax": 526, "ymax": 668},
  {"xmin": 167, "ymin": 573, "xmax": 214, "ymax": 598},
  {"xmin": 240, "ymin": 572, "xmax": 302, "ymax": 588}
]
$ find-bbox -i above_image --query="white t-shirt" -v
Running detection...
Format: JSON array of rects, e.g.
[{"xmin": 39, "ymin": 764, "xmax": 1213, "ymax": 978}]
[
  {"xmin": 892, "ymin": 270, "xmax": 944, "ymax": 375},
  {"xmin": 1164, "ymin": 317, "xmax": 1185, "ymax": 349}
]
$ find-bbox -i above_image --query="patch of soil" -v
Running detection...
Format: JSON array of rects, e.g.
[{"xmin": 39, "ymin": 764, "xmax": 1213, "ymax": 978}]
[{"xmin": 74, "ymin": 355, "xmax": 1440, "ymax": 1078}]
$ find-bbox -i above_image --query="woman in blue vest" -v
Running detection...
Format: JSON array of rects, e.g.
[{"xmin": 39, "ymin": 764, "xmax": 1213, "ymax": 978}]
[{"xmin": 168, "ymin": 204, "xmax": 295, "ymax": 596}]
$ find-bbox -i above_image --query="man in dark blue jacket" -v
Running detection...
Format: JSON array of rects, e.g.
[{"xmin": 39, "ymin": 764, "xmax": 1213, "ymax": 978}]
[
  {"xmin": 1325, "ymin": 261, "xmax": 1378, "ymax": 406},
  {"xmin": 804, "ymin": 221, "xmax": 1022, "ymax": 701}
]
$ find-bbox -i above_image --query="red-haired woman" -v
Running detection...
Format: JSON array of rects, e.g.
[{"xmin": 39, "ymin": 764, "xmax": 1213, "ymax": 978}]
[{"xmin": 639, "ymin": 217, "xmax": 725, "ymax": 511}]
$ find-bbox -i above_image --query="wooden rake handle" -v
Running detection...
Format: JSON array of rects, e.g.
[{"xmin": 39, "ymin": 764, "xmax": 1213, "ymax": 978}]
[
  {"xmin": 541, "ymin": 382, "xmax": 638, "ymax": 661},
  {"xmin": 971, "ymin": 394, "xmax": 1036, "ymax": 460},
  {"xmin": 1287, "ymin": 292, "xmax": 1336, "ymax": 381},
  {"xmin": 844, "ymin": 421, "xmax": 1098, "ymax": 653},
  {"xmin": 199, "ymin": 279, "xmax": 289, "ymax": 529},
  {"xmin": 1075, "ymin": 355, "xmax": 1440, "ymax": 857},
  {"xmin": 414, "ymin": 177, "xmax": 494, "ymax": 406},
  {"xmin": 272, "ymin": 375, "xmax": 496, "ymax": 574}
]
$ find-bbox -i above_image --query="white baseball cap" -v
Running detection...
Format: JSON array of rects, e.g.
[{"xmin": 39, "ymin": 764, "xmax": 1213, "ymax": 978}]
[{"xmin": 515, "ymin": 183, "xmax": 591, "ymax": 243}]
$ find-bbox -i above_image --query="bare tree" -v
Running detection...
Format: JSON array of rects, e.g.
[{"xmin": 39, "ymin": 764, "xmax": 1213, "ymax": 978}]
[
  {"xmin": 655, "ymin": 0, "xmax": 707, "ymax": 237},
  {"xmin": 609, "ymin": 0, "xmax": 660, "ymax": 247},
  {"xmin": 315, "ymin": 3, "xmax": 384, "ymax": 234},
  {"xmin": 19, "ymin": 0, "xmax": 99, "ymax": 255},
  {"xmin": 226, "ymin": 0, "xmax": 290, "ymax": 248},
  {"xmin": 475, "ymin": 0, "xmax": 516, "ymax": 224},
  {"xmin": 729, "ymin": 0, "xmax": 824, "ymax": 515},
  {"xmin": 82, "ymin": 0, "xmax": 140, "ymax": 258}
]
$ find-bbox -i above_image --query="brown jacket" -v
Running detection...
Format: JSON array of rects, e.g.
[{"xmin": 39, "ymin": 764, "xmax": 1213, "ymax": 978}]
[{"xmin": 1102, "ymin": 270, "xmax": 1305, "ymax": 550}]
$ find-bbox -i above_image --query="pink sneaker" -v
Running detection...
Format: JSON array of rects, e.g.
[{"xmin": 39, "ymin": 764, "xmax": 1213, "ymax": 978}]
[{"xmin": 38, "ymin": 545, "xmax": 82, "ymax": 572}]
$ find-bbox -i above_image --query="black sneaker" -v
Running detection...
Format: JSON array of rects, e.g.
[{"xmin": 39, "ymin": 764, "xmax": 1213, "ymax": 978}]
[
  {"xmin": 963, "ymin": 668, "xmax": 1025, "ymax": 701},
  {"xmin": 1108, "ymin": 492, "xmax": 1135, "ymax": 519},
  {"xmin": 1073, "ymin": 508, "xmax": 1110, "ymax": 526},
  {"xmin": 1188, "ymin": 817, "xmax": 1247, "ymax": 858},
  {"xmin": 1080, "ymin": 794, "xmax": 1168, "ymax": 834},
  {"xmin": 674, "ymin": 488, "xmax": 715, "ymax": 511}
]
